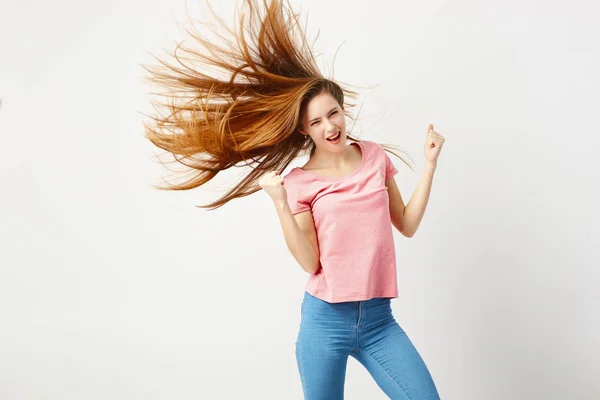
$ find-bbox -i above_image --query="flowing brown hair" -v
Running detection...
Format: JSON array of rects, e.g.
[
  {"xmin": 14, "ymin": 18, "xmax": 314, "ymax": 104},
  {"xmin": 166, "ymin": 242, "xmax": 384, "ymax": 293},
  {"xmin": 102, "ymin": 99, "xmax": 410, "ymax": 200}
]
[{"xmin": 142, "ymin": 0, "xmax": 413, "ymax": 210}]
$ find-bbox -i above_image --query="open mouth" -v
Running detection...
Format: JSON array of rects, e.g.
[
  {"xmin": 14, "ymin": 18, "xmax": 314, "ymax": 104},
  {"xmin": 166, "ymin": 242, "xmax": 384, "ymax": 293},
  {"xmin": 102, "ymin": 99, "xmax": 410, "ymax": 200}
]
[{"xmin": 326, "ymin": 132, "xmax": 341, "ymax": 142}]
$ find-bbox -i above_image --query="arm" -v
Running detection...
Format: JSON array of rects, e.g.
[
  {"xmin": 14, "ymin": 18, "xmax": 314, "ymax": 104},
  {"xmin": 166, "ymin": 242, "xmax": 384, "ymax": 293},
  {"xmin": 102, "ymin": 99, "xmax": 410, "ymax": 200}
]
[
  {"xmin": 387, "ymin": 162, "xmax": 437, "ymax": 238},
  {"xmin": 273, "ymin": 200, "xmax": 320, "ymax": 274}
]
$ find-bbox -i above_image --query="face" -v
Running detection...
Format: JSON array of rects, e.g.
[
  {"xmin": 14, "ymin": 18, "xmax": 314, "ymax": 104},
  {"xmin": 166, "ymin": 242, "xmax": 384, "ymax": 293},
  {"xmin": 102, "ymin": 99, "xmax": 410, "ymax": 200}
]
[{"xmin": 299, "ymin": 91, "xmax": 346, "ymax": 151}]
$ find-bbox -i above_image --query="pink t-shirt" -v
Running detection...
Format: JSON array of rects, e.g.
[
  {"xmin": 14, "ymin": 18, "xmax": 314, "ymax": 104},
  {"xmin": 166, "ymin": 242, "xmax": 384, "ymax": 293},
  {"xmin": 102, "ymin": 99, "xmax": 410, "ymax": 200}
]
[{"xmin": 283, "ymin": 140, "xmax": 399, "ymax": 303}]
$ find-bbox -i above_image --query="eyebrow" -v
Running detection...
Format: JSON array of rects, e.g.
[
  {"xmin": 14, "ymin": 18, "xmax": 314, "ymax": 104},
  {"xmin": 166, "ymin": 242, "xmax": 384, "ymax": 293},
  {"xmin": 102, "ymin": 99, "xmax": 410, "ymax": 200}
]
[{"xmin": 308, "ymin": 107, "xmax": 338, "ymax": 124}]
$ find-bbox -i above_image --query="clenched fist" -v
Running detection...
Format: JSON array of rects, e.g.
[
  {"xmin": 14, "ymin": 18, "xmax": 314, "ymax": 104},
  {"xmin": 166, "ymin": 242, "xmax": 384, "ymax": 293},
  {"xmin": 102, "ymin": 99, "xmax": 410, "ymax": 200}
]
[
  {"xmin": 424, "ymin": 124, "xmax": 445, "ymax": 165},
  {"xmin": 258, "ymin": 171, "xmax": 288, "ymax": 203}
]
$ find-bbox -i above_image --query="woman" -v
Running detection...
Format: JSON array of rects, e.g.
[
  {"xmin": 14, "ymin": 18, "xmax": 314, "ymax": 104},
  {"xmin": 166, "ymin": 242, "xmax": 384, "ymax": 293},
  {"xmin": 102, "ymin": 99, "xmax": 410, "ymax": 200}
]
[{"xmin": 144, "ymin": 0, "xmax": 445, "ymax": 398}]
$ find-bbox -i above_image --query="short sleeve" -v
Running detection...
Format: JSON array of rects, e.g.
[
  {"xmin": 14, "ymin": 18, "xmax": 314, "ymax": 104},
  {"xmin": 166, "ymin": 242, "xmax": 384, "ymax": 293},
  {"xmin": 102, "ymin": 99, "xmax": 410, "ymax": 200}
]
[
  {"xmin": 283, "ymin": 173, "xmax": 311, "ymax": 215},
  {"xmin": 384, "ymin": 150, "xmax": 398, "ymax": 181}
]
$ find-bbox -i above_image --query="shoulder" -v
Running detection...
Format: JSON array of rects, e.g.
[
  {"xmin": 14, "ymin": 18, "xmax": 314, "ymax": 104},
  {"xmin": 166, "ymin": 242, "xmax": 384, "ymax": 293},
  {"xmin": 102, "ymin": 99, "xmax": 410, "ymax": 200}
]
[
  {"xmin": 282, "ymin": 166, "xmax": 303, "ymax": 183},
  {"xmin": 356, "ymin": 140, "xmax": 383, "ymax": 153},
  {"xmin": 282, "ymin": 167, "xmax": 311, "ymax": 191},
  {"xmin": 356, "ymin": 140, "xmax": 386, "ymax": 161},
  {"xmin": 282, "ymin": 167, "xmax": 315, "ymax": 209}
]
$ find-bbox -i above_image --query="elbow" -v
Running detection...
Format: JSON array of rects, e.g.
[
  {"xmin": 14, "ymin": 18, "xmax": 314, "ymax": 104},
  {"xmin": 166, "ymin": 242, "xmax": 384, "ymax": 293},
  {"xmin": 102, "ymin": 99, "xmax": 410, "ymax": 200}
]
[
  {"xmin": 304, "ymin": 262, "xmax": 320, "ymax": 274},
  {"xmin": 392, "ymin": 215, "xmax": 411, "ymax": 238},
  {"xmin": 401, "ymin": 227, "xmax": 415, "ymax": 238},
  {"xmin": 297, "ymin": 249, "xmax": 320, "ymax": 274},
  {"xmin": 396, "ymin": 218, "xmax": 416, "ymax": 238},
  {"xmin": 308, "ymin": 248, "xmax": 320, "ymax": 273},
  {"xmin": 395, "ymin": 223, "xmax": 414, "ymax": 238},
  {"xmin": 304, "ymin": 255, "xmax": 320, "ymax": 274},
  {"xmin": 307, "ymin": 267, "xmax": 319, "ymax": 275}
]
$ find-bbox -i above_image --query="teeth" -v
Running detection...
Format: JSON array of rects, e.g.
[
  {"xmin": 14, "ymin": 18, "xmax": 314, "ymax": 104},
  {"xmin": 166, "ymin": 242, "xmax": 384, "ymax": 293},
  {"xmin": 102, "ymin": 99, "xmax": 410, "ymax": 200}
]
[{"xmin": 327, "ymin": 132, "xmax": 340, "ymax": 140}]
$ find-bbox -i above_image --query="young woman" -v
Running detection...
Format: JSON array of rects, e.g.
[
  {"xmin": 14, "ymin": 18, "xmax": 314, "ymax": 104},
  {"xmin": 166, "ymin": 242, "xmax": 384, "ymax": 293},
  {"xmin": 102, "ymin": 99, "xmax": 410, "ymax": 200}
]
[{"xmin": 144, "ymin": 0, "xmax": 445, "ymax": 398}]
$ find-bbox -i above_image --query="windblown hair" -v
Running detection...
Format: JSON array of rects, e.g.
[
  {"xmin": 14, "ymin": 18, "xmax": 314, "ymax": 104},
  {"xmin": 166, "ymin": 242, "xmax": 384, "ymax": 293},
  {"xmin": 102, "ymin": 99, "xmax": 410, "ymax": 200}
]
[{"xmin": 142, "ymin": 0, "xmax": 412, "ymax": 210}]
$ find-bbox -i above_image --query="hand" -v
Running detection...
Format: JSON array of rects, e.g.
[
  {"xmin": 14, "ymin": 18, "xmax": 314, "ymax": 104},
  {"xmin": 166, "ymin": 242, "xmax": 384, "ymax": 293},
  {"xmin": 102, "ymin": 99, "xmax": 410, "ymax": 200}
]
[
  {"xmin": 424, "ymin": 124, "xmax": 445, "ymax": 165},
  {"xmin": 258, "ymin": 171, "xmax": 288, "ymax": 203}
]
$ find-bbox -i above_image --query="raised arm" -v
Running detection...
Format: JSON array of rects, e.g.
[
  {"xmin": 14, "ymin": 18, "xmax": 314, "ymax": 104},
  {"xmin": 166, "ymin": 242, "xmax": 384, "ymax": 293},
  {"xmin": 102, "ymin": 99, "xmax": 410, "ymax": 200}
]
[
  {"xmin": 387, "ymin": 124, "xmax": 445, "ymax": 238},
  {"xmin": 259, "ymin": 171, "xmax": 320, "ymax": 274},
  {"xmin": 386, "ymin": 166, "xmax": 435, "ymax": 238},
  {"xmin": 274, "ymin": 203, "xmax": 320, "ymax": 274}
]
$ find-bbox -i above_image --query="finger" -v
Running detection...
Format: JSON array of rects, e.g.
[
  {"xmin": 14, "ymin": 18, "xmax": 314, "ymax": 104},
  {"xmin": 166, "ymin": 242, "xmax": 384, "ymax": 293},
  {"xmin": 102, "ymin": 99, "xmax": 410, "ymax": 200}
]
[{"xmin": 428, "ymin": 124, "xmax": 434, "ymax": 133}]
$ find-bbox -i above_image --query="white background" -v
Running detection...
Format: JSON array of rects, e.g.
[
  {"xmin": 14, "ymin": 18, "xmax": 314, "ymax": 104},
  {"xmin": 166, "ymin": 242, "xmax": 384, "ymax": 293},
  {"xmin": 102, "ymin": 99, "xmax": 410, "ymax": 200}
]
[{"xmin": 1, "ymin": 0, "xmax": 599, "ymax": 399}]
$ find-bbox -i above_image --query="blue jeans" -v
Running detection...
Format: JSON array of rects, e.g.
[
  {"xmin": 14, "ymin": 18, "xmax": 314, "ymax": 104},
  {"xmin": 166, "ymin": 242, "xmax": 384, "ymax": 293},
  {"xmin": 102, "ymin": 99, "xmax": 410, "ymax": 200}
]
[{"xmin": 295, "ymin": 291, "xmax": 440, "ymax": 399}]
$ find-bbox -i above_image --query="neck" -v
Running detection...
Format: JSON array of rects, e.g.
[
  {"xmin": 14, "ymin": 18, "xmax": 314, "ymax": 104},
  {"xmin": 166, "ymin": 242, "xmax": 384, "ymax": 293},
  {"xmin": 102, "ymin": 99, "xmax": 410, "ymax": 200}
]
[{"xmin": 311, "ymin": 141, "xmax": 353, "ymax": 169}]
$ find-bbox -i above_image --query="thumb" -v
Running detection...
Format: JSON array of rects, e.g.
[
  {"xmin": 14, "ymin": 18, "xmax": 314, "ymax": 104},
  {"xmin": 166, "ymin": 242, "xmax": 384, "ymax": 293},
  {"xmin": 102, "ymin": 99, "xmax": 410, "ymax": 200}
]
[{"xmin": 427, "ymin": 123, "xmax": 434, "ymax": 133}]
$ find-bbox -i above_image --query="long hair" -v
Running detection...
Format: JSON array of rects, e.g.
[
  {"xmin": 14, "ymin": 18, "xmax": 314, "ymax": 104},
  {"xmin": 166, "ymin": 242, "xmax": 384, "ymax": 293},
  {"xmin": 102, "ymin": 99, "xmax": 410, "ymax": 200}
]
[{"xmin": 142, "ymin": 0, "xmax": 413, "ymax": 210}]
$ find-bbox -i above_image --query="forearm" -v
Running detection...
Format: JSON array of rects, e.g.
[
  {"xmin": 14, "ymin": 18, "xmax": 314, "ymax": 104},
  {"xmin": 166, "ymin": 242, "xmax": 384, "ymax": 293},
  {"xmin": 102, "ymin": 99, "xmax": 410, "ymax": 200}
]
[
  {"xmin": 403, "ymin": 162, "xmax": 437, "ymax": 237},
  {"xmin": 273, "ymin": 201, "xmax": 319, "ymax": 273}
]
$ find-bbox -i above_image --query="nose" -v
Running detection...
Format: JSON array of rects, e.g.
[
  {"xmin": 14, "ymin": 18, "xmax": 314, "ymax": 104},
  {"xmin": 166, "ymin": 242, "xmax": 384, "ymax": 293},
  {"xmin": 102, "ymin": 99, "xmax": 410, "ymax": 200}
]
[{"xmin": 324, "ymin": 119, "xmax": 337, "ymax": 132}]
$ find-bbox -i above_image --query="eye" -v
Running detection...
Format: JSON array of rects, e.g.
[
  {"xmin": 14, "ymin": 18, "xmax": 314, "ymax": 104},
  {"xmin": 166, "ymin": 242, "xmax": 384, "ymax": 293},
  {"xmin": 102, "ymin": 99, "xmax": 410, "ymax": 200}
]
[{"xmin": 310, "ymin": 110, "xmax": 337, "ymax": 126}]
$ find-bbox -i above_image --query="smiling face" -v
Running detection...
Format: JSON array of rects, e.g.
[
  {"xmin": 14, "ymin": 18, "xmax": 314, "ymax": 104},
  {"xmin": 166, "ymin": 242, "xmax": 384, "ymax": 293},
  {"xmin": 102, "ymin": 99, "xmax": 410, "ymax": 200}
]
[{"xmin": 298, "ymin": 91, "xmax": 346, "ymax": 152}]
